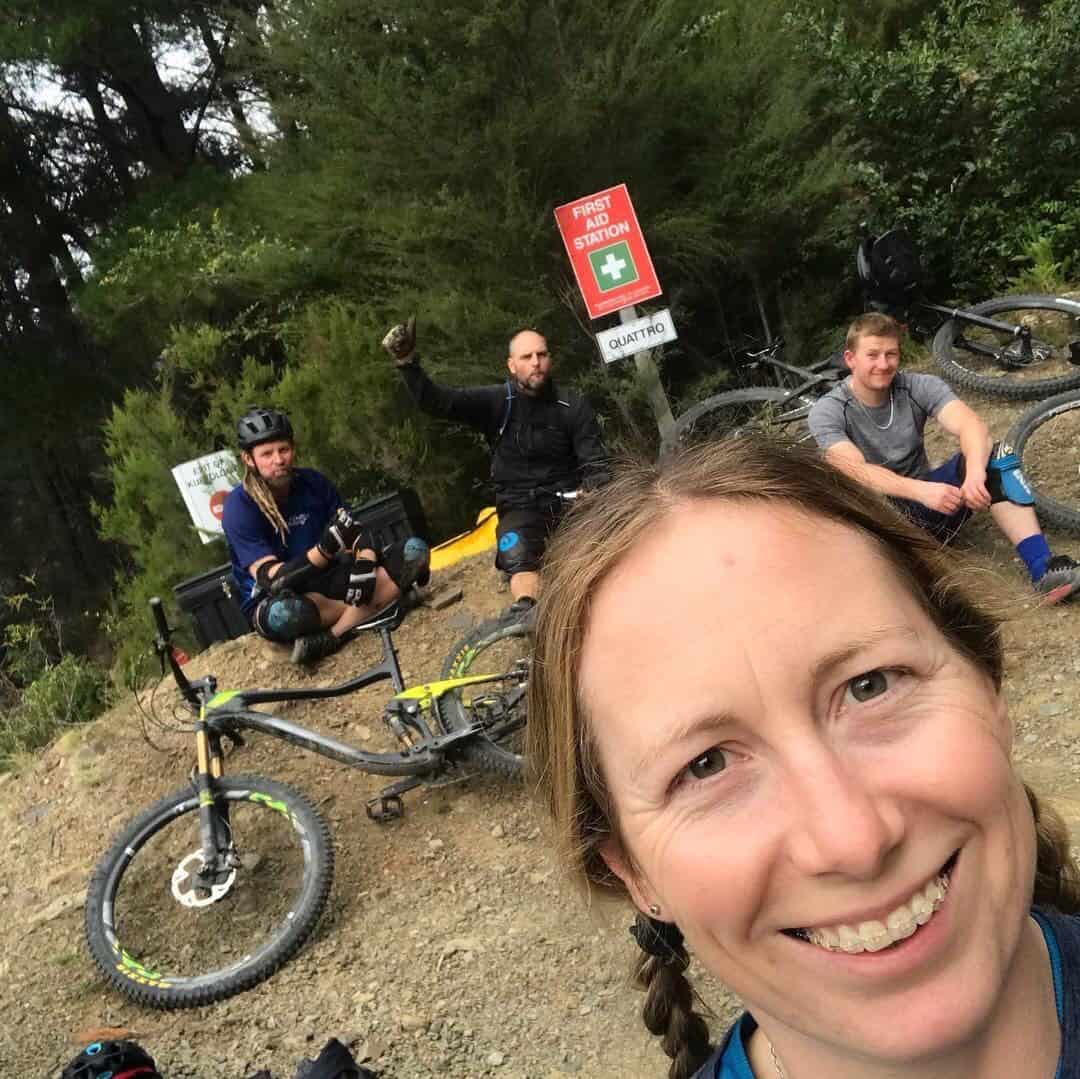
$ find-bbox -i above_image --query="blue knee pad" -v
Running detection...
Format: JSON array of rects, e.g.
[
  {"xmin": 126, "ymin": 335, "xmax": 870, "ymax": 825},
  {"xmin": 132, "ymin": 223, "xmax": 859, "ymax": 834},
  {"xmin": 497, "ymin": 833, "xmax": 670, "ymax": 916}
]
[
  {"xmin": 254, "ymin": 594, "xmax": 322, "ymax": 643},
  {"xmin": 988, "ymin": 452, "xmax": 1035, "ymax": 506},
  {"xmin": 380, "ymin": 536, "xmax": 431, "ymax": 590}
]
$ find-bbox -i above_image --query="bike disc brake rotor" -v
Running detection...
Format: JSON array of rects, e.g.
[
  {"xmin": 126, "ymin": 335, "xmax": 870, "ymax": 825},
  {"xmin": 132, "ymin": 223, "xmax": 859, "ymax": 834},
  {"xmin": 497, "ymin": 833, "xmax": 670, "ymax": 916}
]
[{"xmin": 171, "ymin": 849, "xmax": 237, "ymax": 907}]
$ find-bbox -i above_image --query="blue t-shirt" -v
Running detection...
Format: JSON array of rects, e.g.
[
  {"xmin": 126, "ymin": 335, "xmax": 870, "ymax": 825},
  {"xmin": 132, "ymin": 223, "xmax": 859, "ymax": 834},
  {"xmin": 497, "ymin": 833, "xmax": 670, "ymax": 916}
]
[
  {"xmin": 221, "ymin": 468, "xmax": 343, "ymax": 614},
  {"xmin": 698, "ymin": 908, "xmax": 1078, "ymax": 1078}
]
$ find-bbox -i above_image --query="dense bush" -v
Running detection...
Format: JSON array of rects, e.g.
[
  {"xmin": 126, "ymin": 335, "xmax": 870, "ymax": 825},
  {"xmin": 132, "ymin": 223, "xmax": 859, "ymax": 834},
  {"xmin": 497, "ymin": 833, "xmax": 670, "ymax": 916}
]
[
  {"xmin": 0, "ymin": 655, "xmax": 110, "ymax": 770},
  {"xmin": 795, "ymin": 0, "xmax": 1080, "ymax": 296},
  {"xmin": 0, "ymin": 588, "xmax": 109, "ymax": 770}
]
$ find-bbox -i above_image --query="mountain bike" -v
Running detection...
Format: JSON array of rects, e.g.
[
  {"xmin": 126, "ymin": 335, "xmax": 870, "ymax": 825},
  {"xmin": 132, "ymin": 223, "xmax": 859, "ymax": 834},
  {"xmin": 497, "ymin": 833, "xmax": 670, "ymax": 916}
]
[
  {"xmin": 858, "ymin": 228, "xmax": 1080, "ymax": 401},
  {"xmin": 1004, "ymin": 388, "xmax": 1080, "ymax": 534},
  {"xmin": 659, "ymin": 337, "xmax": 845, "ymax": 458},
  {"xmin": 84, "ymin": 597, "xmax": 530, "ymax": 1010}
]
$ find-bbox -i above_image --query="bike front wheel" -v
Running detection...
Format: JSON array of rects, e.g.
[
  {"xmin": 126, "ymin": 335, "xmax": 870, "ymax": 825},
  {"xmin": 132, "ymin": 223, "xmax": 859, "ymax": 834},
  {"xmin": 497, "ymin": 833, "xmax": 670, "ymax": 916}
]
[
  {"xmin": 85, "ymin": 774, "xmax": 333, "ymax": 1008},
  {"xmin": 439, "ymin": 612, "xmax": 531, "ymax": 779},
  {"xmin": 1005, "ymin": 389, "xmax": 1080, "ymax": 534},
  {"xmin": 932, "ymin": 294, "xmax": 1080, "ymax": 401},
  {"xmin": 659, "ymin": 388, "xmax": 817, "ymax": 460}
]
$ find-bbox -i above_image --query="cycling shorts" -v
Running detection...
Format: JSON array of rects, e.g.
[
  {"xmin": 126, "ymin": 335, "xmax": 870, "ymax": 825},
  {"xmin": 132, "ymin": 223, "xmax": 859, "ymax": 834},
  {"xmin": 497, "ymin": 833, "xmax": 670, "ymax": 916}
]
[
  {"xmin": 891, "ymin": 444, "xmax": 1014, "ymax": 542},
  {"xmin": 495, "ymin": 503, "xmax": 564, "ymax": 575}
]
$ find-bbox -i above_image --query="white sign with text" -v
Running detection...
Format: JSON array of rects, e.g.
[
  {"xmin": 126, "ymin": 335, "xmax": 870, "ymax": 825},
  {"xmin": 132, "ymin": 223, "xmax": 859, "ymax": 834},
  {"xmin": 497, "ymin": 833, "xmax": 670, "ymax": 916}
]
[
  {"xmin": 172, "ymin": 450, "xmax": 240, "ymax": 543},
  {"xmin": 596, "ymin": 307, "xmax": 678, "ymax": 363}
]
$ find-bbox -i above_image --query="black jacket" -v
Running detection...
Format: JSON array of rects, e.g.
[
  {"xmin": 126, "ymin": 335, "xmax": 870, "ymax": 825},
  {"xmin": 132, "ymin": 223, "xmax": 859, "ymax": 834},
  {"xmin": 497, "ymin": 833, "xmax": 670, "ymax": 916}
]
[{"xmin": 399, "ymin": 361, "xmax": 609, "ymax": 509}]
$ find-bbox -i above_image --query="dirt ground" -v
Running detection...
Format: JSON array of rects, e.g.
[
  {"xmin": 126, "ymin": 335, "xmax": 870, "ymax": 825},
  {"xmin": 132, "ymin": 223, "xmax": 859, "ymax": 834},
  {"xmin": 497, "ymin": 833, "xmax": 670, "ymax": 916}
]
[{"xmin": 3, "ymin": 380, "xmax": 1079, "ymax": 1079}]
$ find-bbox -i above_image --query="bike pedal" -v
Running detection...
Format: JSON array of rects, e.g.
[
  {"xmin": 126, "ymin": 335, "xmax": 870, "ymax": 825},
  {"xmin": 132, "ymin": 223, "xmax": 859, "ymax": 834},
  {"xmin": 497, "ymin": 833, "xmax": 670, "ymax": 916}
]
[{"xmin": 366, "ymin": 794, "xmax": 405, "ymax": 823}]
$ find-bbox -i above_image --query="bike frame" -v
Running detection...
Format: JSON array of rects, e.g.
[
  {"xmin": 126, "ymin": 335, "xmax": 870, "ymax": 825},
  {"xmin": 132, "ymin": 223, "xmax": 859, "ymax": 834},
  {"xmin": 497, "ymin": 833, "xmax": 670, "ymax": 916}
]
[
  {"xmin": 148, "ymin": 598, "xmax": 525, "ymax": 874},
  {"xmin": 742, "ymin": 338, "xmax": 845, "ymax": 401},
  {"xmin": 199, "ymin": 625, "xmax": 514, "ymax": 776}
]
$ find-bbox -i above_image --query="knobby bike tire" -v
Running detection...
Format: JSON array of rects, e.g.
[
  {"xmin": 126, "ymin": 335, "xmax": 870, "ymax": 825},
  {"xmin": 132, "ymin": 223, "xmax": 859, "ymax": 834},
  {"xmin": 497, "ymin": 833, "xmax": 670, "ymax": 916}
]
[
  {"xmin": 85, "ymin": 774, "xmax": 333, "ymax": 1008},
  {"xmin": 439, "ymin": 612, "xmax": 531, "ymax": 779},
  {"xmin": 659, "ymin": 388, "xmax": 818, "ymax": 460},
  {"xmin": 1005, "ymin": 389, "xmax": 1080, "ymax": 534},
  {"xmin": 932, "ymin": 294, "xmax": 1080, "ymax": 401}
]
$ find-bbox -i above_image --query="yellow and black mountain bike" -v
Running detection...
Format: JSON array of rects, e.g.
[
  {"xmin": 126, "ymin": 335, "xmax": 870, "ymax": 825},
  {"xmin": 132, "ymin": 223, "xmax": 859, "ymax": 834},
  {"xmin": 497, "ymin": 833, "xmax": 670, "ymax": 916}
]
[{"xmin": 85, "ymin": 597, "xmax": 529, "ymax": 1009}]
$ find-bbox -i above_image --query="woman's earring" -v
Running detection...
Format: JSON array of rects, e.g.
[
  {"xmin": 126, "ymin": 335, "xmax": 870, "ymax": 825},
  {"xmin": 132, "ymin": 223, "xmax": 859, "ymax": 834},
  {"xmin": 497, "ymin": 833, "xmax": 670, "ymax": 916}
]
[{"xmin": 648, "ymin": 904, "xmax": 661, "ymax": 917}]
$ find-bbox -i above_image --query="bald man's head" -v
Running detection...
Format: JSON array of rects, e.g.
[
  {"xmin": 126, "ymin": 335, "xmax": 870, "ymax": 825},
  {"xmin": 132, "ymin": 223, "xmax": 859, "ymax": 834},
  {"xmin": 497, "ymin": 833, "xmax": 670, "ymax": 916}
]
[{"xmin": 507, "ymin": 330, "xmax": 552, "ymax": 396}]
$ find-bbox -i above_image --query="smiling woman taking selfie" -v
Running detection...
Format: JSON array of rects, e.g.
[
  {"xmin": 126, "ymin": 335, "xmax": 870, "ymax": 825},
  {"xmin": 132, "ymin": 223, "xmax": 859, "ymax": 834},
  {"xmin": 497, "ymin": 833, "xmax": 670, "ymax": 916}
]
[{"xmin": 527, "ymin": 437, "xmax": 1080, "ymax": 1079}]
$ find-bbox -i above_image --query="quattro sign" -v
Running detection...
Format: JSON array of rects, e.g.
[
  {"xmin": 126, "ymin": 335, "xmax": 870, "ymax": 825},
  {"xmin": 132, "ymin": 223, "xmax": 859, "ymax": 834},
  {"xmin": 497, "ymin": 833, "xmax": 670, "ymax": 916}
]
[
  {"xmin": 596, "ymin": 308, "xmax": 678, "ymax": 363},
  {"xmin": 554, "ymin": 184, "xmax": 662, "ymax": 318}
]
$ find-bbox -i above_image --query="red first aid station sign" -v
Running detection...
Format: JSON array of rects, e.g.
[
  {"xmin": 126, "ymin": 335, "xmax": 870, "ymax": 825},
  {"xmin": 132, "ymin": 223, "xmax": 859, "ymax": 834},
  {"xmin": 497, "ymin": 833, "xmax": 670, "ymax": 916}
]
[{"xmin": 554, "ymin": 184, "xmax": 661, "ymax": 319}]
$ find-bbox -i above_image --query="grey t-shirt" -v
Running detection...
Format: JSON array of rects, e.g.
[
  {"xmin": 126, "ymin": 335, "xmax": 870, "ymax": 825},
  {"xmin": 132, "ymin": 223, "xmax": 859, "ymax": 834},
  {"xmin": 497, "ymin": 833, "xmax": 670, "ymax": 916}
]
[{"xmin": 808, "ymin": 371, "xmax": 957, "ymax": 478}]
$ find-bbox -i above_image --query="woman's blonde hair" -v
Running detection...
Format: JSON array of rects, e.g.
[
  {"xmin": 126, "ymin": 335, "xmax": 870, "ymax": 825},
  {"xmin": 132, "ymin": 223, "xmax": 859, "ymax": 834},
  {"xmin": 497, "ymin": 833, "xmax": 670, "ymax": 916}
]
[{"xmin": 527, "ymin": 435, "xmax": 1079, "ymax": 1079}]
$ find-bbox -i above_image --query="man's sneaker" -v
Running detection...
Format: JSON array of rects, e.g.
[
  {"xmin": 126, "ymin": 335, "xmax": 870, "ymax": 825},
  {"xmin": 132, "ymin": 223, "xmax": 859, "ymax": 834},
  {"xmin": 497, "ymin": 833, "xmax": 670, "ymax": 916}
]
[
  {"xmin": 291, "ymin": 629, "xmax": 344, "ymax": 665},
  {"xmin": 1036, "ymin": 555, "xmax": 1080, "ymax": 605}
]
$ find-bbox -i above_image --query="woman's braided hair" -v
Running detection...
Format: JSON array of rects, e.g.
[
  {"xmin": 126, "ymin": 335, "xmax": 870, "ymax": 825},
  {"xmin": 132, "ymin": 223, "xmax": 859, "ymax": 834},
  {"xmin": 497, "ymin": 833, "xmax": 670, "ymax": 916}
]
[
  {"xmin": 527, "ymin": 435, "xmax": 1079, "ymax": 1079},
  {"xmin": 630, "ymin": 916, "xmax": 712, "ymax": 1078}
]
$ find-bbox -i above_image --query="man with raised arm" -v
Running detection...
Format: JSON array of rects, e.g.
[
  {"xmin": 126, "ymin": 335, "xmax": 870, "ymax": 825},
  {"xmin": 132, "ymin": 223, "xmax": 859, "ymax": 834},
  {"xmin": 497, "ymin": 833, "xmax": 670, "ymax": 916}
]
[
  {"xmin": 808, "ymin": 312, "xmax": 1080, "ymax": 603},
  {"xmin": 222, "ymin": 407, "xmax": 430, "ymax": 664},
  {"xmin": 382, "ymin": 318, "xmax": 609, "ymax": 615}
]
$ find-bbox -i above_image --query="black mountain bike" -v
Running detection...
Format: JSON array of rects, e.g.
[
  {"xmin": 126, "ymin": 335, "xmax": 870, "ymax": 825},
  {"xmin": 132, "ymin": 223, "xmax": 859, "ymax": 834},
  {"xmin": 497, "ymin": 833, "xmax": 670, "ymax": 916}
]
[
  {"xmin": 1004, "ymin": 388, "xmax": 1080, "ymax": 534},
  {"xmin": 659, "ymin": 337, "xmax": 845, "ymax": 458},
  {"xmin": 84, "ymin": 598, "xmax": 530, "ymax": 1009},
  {"xmin": 858, "ymin": 228, "xmax": 1080, "ymax": 401}
]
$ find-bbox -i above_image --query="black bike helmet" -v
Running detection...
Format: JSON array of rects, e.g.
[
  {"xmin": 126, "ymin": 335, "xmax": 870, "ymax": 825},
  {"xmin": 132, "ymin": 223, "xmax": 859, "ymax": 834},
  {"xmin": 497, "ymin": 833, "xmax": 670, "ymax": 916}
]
[
  {"xmin": 237, "ymin": 406, "xmax": 294, "ymax": 450},
  {"xmin": 61, "ymin": 1039, "xmax": 160, "ymax": 1079}
]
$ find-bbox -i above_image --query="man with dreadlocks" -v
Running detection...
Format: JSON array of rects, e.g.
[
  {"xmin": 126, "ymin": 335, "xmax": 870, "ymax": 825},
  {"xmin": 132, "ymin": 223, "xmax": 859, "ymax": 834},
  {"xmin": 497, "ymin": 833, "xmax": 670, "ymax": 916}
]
[{"xmin": 222, "ymin": 407, "xmax": 430, "ymax": 664}]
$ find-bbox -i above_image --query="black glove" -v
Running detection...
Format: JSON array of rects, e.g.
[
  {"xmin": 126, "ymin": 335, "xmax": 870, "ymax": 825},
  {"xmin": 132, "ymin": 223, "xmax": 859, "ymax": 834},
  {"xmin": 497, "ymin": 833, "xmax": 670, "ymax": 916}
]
[
  {"xmin": 317, "ymin": 507, "xmax": 365, "ymax": 560},
  {"xmin": 381, "ymin": 315, "xmax": 417, "ymax": 365},
  {"xmin": 343, "ymin": 557, "xmax": 378, "ymax": 607},
  {"xmin": 256, "ymin": 555, "xmax": 318, "ymax": 596}
]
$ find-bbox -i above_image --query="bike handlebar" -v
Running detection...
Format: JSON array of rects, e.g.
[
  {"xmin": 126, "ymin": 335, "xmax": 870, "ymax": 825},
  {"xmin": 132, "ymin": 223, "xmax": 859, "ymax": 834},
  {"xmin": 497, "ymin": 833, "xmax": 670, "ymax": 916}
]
[{"xmin": 150, "ymin": 595, "xmax": 169, "ymax": 638}]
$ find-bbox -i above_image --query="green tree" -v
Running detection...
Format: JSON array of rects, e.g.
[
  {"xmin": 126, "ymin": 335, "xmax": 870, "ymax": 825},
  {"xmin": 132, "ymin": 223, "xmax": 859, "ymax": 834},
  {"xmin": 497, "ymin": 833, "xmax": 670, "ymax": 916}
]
[{"xmin": 795, "ymin": 0, "xmax": 1080, "ymax": 294}]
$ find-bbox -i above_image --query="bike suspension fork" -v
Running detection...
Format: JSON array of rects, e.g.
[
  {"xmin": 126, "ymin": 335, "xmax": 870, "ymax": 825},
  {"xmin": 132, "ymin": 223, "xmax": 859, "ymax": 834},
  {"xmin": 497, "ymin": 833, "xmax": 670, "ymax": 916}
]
[{"xmin": 194, "ymin": 718, "xmax": 229, "ymax": 866}]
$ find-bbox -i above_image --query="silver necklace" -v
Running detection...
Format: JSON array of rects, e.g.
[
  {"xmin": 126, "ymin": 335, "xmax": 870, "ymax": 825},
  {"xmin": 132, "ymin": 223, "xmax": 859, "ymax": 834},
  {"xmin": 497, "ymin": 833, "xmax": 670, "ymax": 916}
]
[
  {"xmin": 768, "ymin": 1040, "xmax": 787, "ymax": 1078},
  {"xmin": 851, "ymin": 383, "xmax": 895, "ymax": 430}
]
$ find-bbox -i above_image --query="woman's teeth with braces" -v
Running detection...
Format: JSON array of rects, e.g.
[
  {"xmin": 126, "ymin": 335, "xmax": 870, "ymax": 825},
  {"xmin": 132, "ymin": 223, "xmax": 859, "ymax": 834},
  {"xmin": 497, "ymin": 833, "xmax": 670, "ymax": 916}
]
[{"xmin": 803, "ymin": 872, "xmax": 950, "ymax": 954}]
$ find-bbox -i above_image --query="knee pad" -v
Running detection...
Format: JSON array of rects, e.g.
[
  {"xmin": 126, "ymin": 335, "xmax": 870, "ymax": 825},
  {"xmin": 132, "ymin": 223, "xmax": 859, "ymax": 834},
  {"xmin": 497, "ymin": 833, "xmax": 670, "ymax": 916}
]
[
  {"xmin": 254, "ymin": 594, "xmax": 322, "ymax": 643},
  {"xmin": 495, "ymin": 529, "xmax": 542, "ymax": 575},
  {"xmin": 380, "ymin": 536, "xmax": 431, "ymax": 590},
  {"xmin": 987, "ymin": 450, "xmax": 1035, "ymax": 506}
]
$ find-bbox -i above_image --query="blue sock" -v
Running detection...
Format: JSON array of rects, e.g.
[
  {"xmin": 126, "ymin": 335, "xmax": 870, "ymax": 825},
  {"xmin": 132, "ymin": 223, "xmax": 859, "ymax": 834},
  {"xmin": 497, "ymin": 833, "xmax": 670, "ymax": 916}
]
[{"xmin": 1016, "ymin": 533, "xmax": 1052, "ymax": 582}]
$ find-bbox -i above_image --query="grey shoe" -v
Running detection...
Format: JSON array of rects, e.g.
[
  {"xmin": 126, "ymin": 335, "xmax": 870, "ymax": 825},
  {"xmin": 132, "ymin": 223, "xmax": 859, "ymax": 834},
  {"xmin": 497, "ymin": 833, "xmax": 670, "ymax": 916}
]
[
  {"xmin": 291, "ymin": 629, "xmax": 344, "ymax": 665},
  {"xmin": 1036, "ymin": 555, "xmax": 1080, "ymax": 605}
]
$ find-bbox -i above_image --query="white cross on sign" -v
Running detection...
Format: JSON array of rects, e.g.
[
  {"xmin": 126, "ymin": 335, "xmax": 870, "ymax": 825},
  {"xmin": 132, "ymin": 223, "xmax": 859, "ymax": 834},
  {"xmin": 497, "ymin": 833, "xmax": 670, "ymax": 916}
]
[{"xmin": 599, "ymin": 251, "xmax": 627, "ymax": 281}]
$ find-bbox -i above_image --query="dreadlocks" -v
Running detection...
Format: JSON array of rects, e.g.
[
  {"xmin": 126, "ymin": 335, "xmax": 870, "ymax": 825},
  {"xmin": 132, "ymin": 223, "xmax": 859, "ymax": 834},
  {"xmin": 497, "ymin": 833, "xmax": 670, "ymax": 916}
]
[{"xmin": 241, "ymin": 460, "xmax": 290, "ymax": 541}]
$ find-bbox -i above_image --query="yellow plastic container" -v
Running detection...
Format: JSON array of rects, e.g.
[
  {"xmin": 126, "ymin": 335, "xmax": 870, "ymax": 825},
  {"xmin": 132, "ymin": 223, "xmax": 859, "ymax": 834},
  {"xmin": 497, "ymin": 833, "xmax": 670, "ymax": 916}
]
[{"xmin": 429, "ymin": 507, "xmax": 498, "ymax": 571}]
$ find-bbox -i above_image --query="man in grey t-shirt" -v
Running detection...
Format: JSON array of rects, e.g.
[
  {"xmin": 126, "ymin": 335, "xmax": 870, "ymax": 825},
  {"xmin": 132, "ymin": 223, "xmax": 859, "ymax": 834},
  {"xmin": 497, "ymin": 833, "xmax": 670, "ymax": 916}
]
[{"xmin": 809, "ymin": 311, "xmax": 1080, "ymax": 603}]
